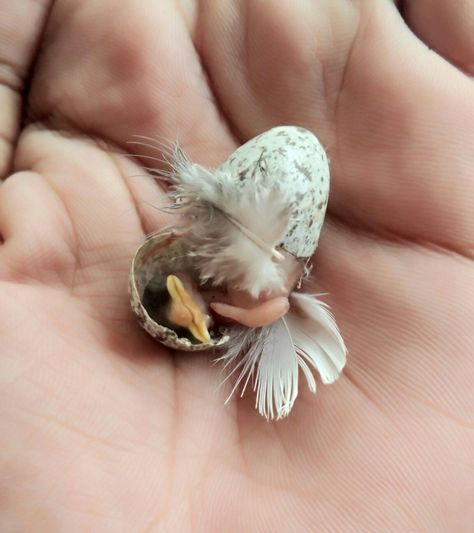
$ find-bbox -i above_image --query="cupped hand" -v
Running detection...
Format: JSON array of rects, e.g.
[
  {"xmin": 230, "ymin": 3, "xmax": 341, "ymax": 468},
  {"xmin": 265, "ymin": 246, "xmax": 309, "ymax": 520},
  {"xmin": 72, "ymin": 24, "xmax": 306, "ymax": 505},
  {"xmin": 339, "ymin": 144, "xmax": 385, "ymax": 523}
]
[{"xmin": 1, "ymin": 1, "xmax": 473, "ymax": 531}]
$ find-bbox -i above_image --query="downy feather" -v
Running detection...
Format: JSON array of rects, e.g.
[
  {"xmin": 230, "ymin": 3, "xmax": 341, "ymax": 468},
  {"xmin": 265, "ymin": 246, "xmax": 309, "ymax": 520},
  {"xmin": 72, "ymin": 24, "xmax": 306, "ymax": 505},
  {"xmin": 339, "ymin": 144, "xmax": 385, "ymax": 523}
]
[
  {"xmin": 166, "ymin": 154, "xmax": 293, "ymax": 297},
  {"xmin": 217, "ymin": 326, "xmax": 269, "ymax": 402},
  {"xmin": 254, "ymin": 319, "xmax": 299, "ymax": 420},
  {"xmin": 219, "ymin": 293, "xmax": 347, "ymax": 420},
  {"xmin": 286, "ymin": 292, "xmax": 347, "ymax": 384},
  {"xmin": 218, "ymin": 322, "xmax": 299, "ymax": 420}
]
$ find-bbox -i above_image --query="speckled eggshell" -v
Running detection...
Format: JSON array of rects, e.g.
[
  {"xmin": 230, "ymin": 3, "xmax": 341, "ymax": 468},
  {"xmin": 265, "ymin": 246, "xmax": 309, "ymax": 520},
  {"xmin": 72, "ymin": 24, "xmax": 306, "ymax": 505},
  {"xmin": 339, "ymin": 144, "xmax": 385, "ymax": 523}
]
[
  {"xmin": 129, "ymin": 230, "xmax": 229, "ymax": 351},
  {"xmin": 218, "ymin": 126, "xmax": 329, "ymax": 258}
]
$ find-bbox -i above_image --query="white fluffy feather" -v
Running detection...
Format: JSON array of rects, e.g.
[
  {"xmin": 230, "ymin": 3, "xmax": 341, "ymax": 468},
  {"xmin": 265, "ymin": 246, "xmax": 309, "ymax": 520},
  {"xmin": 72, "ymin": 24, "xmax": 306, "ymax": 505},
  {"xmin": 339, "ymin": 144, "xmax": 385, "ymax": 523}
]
[
  {"xmin": 286, "ymin": 293, "xmax": 347, "ymax": 384},
  {"xmin": 219, "ymin": 293, "xmax": 347, "ymax": 420},
  {"xmin": 218, "ymin": 322, "xmax": 299, "ymax": 420},
  {"xmin": 254, "ymin": 319, "xmax": 299, "ymax": 419},
  {"xmin": 167, "ymin": 154, "xmax": 293, "ymax": 297}
]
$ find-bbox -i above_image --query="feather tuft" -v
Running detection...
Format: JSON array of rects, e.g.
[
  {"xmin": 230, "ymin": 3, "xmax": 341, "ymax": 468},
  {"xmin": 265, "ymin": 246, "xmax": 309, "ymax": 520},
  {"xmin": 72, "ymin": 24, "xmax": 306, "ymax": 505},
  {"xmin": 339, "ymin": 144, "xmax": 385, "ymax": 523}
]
[
  {"xmin": 254, "ymin": 319, "xmax": 299, "ymax": 420},
  {"xmin": 286, "ymin": 292, "xmax": 347, "ymax": 384},
  {"xmin": 218, "ymin": 293, "xmax": 347, "ymax": 420},
  {"xmin": 218, "ymin": 322, "xmax": 298, "ymax": 420},
  {"xmin": 165, "ymin": 150, "xmax": 293, "ymax": 297}
]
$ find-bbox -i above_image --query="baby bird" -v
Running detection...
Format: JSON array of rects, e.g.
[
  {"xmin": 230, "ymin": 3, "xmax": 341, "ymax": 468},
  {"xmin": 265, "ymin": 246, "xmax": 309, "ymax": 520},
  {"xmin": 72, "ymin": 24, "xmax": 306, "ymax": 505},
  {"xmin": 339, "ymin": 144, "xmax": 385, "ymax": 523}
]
[{"xmin": 143, "ymin": 274, "xmax": 211, "ymax": 343}]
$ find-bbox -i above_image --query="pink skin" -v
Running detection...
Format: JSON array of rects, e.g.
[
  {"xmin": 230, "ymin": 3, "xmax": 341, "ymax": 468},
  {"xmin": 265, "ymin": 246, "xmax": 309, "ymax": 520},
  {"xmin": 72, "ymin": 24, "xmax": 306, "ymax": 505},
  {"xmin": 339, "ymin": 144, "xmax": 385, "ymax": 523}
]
[
  {"xmin": 210, "ymin": 251, "xmax": 304, "ymax": 328},
  {"xmin": 210, "ymin": 297, "xmax": 290, "ymax": 328}
]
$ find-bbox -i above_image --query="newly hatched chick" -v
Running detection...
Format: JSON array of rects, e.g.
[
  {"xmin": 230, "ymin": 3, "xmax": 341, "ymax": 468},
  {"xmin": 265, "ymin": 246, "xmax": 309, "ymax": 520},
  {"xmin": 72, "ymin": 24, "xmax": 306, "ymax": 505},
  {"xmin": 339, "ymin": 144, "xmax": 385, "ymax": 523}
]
[{"xmin": 143, "ymin": 274, "xmax": 211, "ymax": 343}]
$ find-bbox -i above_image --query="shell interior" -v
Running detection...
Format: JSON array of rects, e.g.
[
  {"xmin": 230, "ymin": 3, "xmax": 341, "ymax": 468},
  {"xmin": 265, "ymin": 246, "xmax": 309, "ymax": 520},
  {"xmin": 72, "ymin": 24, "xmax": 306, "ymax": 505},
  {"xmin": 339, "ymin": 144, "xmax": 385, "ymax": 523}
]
[{"xmin": 129, "ymin": 230, "xmax": 230, "ymax": 351}]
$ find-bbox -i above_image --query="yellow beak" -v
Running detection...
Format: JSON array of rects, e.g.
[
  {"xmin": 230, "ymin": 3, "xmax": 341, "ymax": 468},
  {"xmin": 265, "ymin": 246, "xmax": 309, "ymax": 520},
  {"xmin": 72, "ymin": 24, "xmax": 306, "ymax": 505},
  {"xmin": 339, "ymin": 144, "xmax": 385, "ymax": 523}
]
[{"xmin": 166, "ymin": 275, "xmax": 211, "ymax": 343}]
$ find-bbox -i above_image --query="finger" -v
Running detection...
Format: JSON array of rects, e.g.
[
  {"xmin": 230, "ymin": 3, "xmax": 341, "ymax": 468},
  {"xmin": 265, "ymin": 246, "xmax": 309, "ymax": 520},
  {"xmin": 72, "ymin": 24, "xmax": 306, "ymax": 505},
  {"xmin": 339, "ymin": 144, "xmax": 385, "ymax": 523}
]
[
  {"xmin": 27, "ymin": 0, "xmax": 236, "ymax": 168},
  {"xmin": 0, "ymin": 170, "xmax": 74, "ymax": 280},
  {"xmin": 198, "ymin": 0, "xmax": 474, "ymax": 253},
  {"xmin": 2, "ymin": 127, "xmax": 170, "ymax": 287},
  {"xmin": 329, "ymin": 2, "xmax": 474, "ymax": 254},
  {"xmin": 401, "ymin": 0, "xmax": 474, "ymax": 74},
  {"xmin": 0, "ymin": 0, "xmax": 53, "ymax": 178},
  {"xmin": 196, "ymin": 0, "xmax": 360, "ymax": 140}
]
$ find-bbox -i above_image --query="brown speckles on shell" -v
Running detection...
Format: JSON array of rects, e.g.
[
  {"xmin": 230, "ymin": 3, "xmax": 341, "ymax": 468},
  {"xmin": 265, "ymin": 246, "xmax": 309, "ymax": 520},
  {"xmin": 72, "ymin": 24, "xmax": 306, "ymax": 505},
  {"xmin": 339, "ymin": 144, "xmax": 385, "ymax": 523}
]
[
  {"xmin": 217, "ymin": 126, "xmax": 330, "ymax": 258},
  {"xmin": 294, "ymin": 162, "xmax": 313, "ymax": 182}
]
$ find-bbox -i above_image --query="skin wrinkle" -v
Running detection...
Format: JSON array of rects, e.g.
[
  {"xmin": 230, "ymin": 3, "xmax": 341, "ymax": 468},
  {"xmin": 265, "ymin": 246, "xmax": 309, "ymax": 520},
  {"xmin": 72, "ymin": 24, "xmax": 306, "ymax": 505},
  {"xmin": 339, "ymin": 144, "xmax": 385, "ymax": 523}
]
[
  {"xmin": 188, "ymin": 451, "xmax": 226, "ymax": 532},
  {"xmin": 0, "ymin": 0, "xmax": 55, "ymax": 178},
  {"xmin": 332, "ymin": 7, "xmax": 362, "ymax": 151},
  {"xmin": 22, "ymin": 453, "xmax": 97, "ymax": 529},
  {"xmin": 235, "ymin": 394, "xmax": 301, "ymax": 489},
  {"xmin": 327, "ymin": 210, "xmax": 474, "ymax": 263},
  {"xmin": 27, "ymin": 410, "xmax": 139, "ymax": 455},
  {"xmin": 342, "ymin": 369, "xmax": 396, "ymax": 420},
  {"xmin": 235, "ymin": 404, "xmax": 406, "ymax": 532},
  {"xmin": 192, "ymin": 2, "xmax": 246, "ymax": 145},
  {"xmin": 32, "ymin": 167, "xmax": 82, "ymax": 292},
  {"xmin": 401, "ymin": 0, "xmax": 474, "ymax": 76},
  {"xmin": 0, "ymin": 61, "xmax": 25, "ymax": 92},
  {"xmin": 0, "ymin": 124, "xmax": 17, "ymax": 155},
  {"xmin": 142, "ymin": 352, "xmax": 180, "ymax": 532},
  {"xmin": 108, "ymin": 151, "xmax": 149, "ymax": 239},
  {"xmin": 18, "ymin": 338, "xmax": 173, "ymax": 528},
  {"xmin": 193, "ymin": 9, "xmax": 242, "ymax": 146},
  {"xmin": 0, "ymin": 78, "xmax": 20, "ymax": 178},
  {"xmin": 0, "ymin": 174, "xmax": 78, "ymax": 286},
  {"xmin": 320, "ymin": 4, "xmax": 360, "ymax": 126}
]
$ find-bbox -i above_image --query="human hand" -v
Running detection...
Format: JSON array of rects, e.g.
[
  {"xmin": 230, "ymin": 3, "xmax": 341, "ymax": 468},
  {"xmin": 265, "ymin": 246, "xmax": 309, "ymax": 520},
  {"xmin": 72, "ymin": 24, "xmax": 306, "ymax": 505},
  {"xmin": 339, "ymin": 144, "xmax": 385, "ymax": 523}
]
[{"xmin": 1, "ymin": 1, "xmax": 473, "ymax": 530}]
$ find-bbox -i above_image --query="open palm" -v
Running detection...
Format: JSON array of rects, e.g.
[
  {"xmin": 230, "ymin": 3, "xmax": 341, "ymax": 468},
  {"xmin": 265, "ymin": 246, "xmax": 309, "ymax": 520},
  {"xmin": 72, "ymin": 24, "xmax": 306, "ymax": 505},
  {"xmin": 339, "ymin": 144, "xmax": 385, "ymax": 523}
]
[{"xmin": 1, "ymin": 1, "xmax": 473, "ymax": 531}]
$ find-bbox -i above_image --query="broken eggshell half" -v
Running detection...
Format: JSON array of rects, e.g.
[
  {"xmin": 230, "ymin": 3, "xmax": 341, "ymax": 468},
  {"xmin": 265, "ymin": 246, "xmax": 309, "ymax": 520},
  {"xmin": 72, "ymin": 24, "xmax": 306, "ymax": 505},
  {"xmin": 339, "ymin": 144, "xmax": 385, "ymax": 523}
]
[{"xmin": 129, "ymin": 229, "xmax": 230, "ymax": 351}]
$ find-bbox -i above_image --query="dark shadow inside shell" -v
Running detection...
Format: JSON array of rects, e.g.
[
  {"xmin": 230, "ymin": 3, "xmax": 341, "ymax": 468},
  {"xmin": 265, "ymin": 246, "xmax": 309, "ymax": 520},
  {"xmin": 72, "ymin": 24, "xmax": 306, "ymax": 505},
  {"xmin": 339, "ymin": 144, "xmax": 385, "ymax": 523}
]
[{"xmin": 129, "ymin": 230, "xmax": 230, "ymax": 351}]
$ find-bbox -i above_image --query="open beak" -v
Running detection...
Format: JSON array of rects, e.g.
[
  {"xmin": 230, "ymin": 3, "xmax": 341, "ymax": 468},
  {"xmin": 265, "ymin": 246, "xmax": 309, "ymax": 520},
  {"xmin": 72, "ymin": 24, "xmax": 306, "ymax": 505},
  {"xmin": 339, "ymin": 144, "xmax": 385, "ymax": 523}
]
[{"xmin": 166, "ymin": 275, "xmax": 211, "ymax": 343}]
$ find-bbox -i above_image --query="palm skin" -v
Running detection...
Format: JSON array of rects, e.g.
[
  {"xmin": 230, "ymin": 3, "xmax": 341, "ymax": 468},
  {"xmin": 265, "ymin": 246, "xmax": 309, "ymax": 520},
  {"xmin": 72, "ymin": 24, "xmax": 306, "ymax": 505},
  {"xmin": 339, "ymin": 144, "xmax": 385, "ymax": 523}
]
[{"xmin": 1, "ymin": 0, "xmax": 473, "ymax": 531}]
